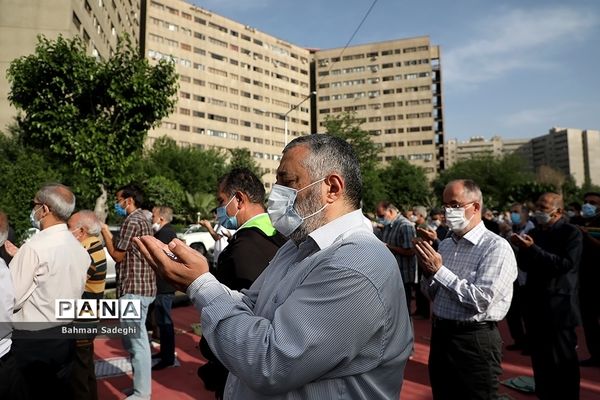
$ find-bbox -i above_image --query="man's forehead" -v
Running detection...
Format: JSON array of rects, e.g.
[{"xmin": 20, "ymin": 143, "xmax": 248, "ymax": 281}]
[{"xmin": 585, "ymin": 195, "xmax": 600, "ymax": 203}]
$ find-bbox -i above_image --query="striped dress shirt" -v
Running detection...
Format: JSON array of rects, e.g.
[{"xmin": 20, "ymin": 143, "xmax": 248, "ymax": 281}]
[
  {"xmin": 422, "ymin": 221, "xmax": 517, "ymax": 322},
  {"xmin": 188, "ymin": 209, "xmax": 413, "ymax": 399},
  {"xmin": 381, "ymin": 215, "xmax": 417, "ymax": 284}
]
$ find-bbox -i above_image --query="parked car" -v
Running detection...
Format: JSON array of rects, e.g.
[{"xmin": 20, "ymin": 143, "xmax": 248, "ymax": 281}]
[{"xmin": 177, "ymin": 224, "xmax": 216, "ymax": 257}]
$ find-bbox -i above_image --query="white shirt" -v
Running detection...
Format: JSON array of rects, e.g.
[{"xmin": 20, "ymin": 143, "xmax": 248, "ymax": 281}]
[
  {"xmin": 10, "ymin": 224, "xmax": 89, "ymax": 328},
  {"xmin": 213, "ymin": 224, "xmax": 233, "ymax": 263},
  {"xmin": 0, "ymin": 258, "xmax": 13, "ymax": 357}
]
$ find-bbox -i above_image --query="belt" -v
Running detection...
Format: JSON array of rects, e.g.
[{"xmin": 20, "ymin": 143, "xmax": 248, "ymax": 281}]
[{"xmin": 431, "ymin": 315, "xmax": 497, "ymax": 331}]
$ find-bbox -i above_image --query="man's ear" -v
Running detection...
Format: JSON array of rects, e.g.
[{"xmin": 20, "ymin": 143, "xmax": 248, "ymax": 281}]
[
  {"xmin": 324, "ymin": 174, "xmax": 344, "ymax": 203},
  {"xmin": 234, "ymin": 191, "xmax": 246, "ymax": 208}
]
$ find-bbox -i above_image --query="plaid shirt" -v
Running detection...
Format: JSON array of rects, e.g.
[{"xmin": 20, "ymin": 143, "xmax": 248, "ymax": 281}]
[
  {"xmin": 422, "ymin": 221, "xmax": 517, "ymax": 321},
  {"xmin": 116, "ymin": 208, "xmax": 156, "ymax": 297},
  {"xmin": 381, "ymin": 214, "xmax": 418, "ymax": 284}
]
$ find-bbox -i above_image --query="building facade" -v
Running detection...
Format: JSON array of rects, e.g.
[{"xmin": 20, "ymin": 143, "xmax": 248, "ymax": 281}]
[
  {"xmin": 1, "ymin": 0, "xmax": 446, "ymax": 183},
  {"xmin": 531, "ymin": 127, "xmax": 600, "ymax": 186},
  {"xmin": 145, "ymin": 0, "xmax": 313, "ymax": 185},
  {"xmin": 0, "ymin": 0, "xmax": 141, "ymax": 131},
  {"xmin": 313, "ymin": 37, "xmax": 444, "ymax": 177},
  {"xmin": 445, "ymin": 135, "xmax": 531, "ymax": 168}
]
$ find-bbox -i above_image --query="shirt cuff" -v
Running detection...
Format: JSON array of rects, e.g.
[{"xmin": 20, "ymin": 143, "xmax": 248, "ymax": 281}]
[
  {"xmin": 432, "ymin": 265, "xmax": 455, "ymax": 287},
  {"xmin": 186, "ymin": 273, "xmax": 231, "ymax": 308}
]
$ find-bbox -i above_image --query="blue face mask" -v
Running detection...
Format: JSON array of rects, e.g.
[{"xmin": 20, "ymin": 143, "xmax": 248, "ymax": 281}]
[
  {"xmin": 510, "ymin": 212, "xmax": 521, "ymax": 225},
  {"xmin": 114, "ymin": 201, "xmax": 128, "ymax": 217},
  {"xmin": 377, "ymin": 217, "xmax": 390, "ymax": 226},
  {"xmin": 582, "ymin": 203, "xmax": 597, "ymax": 219},
  {"xmin": 216, "ymin": 195, "xmax": 239, "ymax": 230}
]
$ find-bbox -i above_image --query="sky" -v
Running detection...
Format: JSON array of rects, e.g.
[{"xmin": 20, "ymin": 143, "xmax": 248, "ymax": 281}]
[{"xmin": 191, "ymin": 0, "xmax": 600, "ymax": 142}]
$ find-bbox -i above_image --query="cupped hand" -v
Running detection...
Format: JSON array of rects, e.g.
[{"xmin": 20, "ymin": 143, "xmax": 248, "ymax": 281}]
[{"xmin": 134, "ymin": 236, "xmax": 210, "ymax": 292}]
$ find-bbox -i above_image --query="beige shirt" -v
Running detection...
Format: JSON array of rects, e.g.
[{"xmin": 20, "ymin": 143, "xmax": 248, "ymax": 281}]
[{"xmin": 10, "ymin": 224, "xmax": 89, "ymax": 328}]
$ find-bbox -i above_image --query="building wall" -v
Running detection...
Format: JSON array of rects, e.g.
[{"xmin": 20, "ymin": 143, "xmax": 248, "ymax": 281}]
[
  {"xmin": 0, "ymin": 0, "xmax": 140, "ymax": 132},
  {"xmin": 145, "ymin": 0, "xmax": 313, "ymax": 186},
  {"xmin": 445, "ymin": 136, "xmax": 531, "ymax": 168},
  {"xmin": 530, "ymin": 127, "xmax": 600, "ymax": 186},
  {"xmin": 313, "ymin": 36, "xmax": 444, "ymax": 179}
]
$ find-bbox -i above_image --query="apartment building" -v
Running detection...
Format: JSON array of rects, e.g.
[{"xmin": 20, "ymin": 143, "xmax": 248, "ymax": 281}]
[
  {"xmin": 0, "ymin": 0, "xmax": 141, "ymax": 131},
  {"xmin": 1, "ymin": 0, "xmax": 446, "ymax": 182},
  {"xmin": 313, "ymin": 37, "xmax": 444, "ymax": 177},
  {"xmin": 445, "ymin": 135, "xmax": 531, "ymax": 168},
  {"xmin": 531, "ymin": 127, "xmax": 600, "ymax": 186},
  {"xmin": 145, "ymin": 0, "xmax": 313, "ymax": 185}
]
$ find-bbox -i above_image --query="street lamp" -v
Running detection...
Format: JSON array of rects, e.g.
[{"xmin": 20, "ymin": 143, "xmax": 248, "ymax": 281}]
[{"xmin": 283, "ymin": 91, "xmax": 316, "ymax": 146}]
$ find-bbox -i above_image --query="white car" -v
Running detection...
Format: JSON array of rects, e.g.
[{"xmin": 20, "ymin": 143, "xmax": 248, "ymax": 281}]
[{"xmin": 177, "ymin": 224, "xmax": 216, "ymax": 257}]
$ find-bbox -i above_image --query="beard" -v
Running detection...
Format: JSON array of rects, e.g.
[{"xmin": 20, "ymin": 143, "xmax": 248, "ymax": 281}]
[{"xmin": 289, "ymin": 184, "xmax": 327, "ymax": 244}]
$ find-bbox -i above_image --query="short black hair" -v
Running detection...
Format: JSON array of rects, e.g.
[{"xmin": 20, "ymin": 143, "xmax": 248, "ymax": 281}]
[
  {"xmin": 584, "ymin": 192, "xmax": 600, "ymax": 199},
  {"xmin": 218, "ymin": 168, "xmax": 265, "ymax": 204},
  {"xmin": 117, "ymin": 183, "xmax": 145, "ymax": 208}
]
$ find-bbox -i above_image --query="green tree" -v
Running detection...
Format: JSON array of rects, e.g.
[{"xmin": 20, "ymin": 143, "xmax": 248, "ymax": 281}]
[
  {"xmin": 380, "ymin": 159, "xmax": 432, "ymax": 210},
  {"xmin": 143, "ymin": 137, "xmax": 226, "ymax": 195},
  {"xmin": 323, "ymin": 112, "xmax": 385, "ymax": 209},
  {"xmin": 433, "ymin": 154, "xmax": 533, "ymax": 209},
  {"xmin": 0, "ymin": 133, "xmax": 61, "ymax": 238},
  {"xmin": 7, "ymin": 35, "xmax": 178, "ymax": 220},
  {"xmin": 226, "ymin": 148, "xmax": 261, "ymax": 177},
  {"xmin": 143, "ymin": 175, "xmax": 186, "ymax": 214}
]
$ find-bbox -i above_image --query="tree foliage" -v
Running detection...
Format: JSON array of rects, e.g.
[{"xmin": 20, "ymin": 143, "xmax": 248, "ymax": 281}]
[
  {"xmin": 143, "ymin": 175, "xmax": 186, "ymax": 214},
  {"xmin": 433, "ymin": 154, "xmax": 534, "ymax": 209},
  {"xmin": 143, "ymin": 137, "xmax": 226, "ymax": 195},
  {"xmin": 323, "ymin": 112, "xmax": 385, "ymax": 209},
  {"xmin": 380, "ymin": 159, "xmax": 432, "ymax": 210},
  {"xmin": 7, "ymin": 35, "xmax": 178, "ymax": 191},
  {"xmin": 0, "ymin": 133, "xmax": 61, "ymax": 237},
  {"xmin": 226, "ymin": 148, "xmax": 261, "ymax": 178}
]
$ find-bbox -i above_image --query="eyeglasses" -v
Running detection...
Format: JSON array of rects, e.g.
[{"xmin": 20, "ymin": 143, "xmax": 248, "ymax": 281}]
[
  {"xmin": 442, "ymin": 201, "xmax": 474, "ymax": 211},
  {"xmin": 30, "ymin": 200, "xmax": 44, "ymax": 209}
]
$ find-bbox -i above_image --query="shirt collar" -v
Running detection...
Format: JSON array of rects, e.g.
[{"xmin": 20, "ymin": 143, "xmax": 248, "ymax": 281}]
[
  {"xmin": 452, "ymin": 221, "xmax": 486, "ymax": 245},
  {"xmin": 309, "ymin": 209, "xmax": 369, "ymax": 250}
]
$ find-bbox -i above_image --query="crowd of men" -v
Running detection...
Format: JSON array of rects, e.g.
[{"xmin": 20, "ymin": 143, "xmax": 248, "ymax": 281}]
[{"xmin": 0, "ymin": 133, "xmax": 598, "ymax": 400}]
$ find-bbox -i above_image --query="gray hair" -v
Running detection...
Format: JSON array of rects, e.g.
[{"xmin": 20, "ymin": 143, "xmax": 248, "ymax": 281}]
[
  {"xmin": 413, "ymin": 206, "xmax": 428, "ymax": 218},
  {"xmin": 71, "ymin": 210, "xmax": 101, "ymax": 236},
  {"xmin": 153, "ymin": 206, "xmax": 173, "ymax": 223},
  {"xmin": 447, "ymin": 179, "xmax": 484, "ymax": 209},
  {"xmin": 284, "ymin": 134, "xmax": 362, "ymax": 209},
  {"xmin": 36, "ymin": 183, "xmax": 76, "ymax": 222}
]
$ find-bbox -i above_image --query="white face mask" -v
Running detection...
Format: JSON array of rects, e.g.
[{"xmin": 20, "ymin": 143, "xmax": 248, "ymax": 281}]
[
  {"xmin": 445, "ymin": 204, "xmax": 474, "ymax": 233},
  {"xmin": 267, "ymin": 178, "xmax": 327, "ymax": 237},
  {"xmin": 152, "ymin": 222, "xmax": 161, "ymax": 232}
]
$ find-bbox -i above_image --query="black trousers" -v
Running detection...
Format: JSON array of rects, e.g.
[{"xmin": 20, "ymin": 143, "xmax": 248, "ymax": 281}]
[
  {"xmin": 429, "ymin": 321, "xmax": 502, "ymax": 400},
  {"xmin": 11, "ymin": 332, "xmax": 76, "ymax": 400},
  {"xmin": 0, "ymin": 352, "xmax": 28, "ymax": 399},
  {"xmin": 506, "ymin": 281, "xmax": 527, "ymax": 346},
  {"xmin": 70, "ymin": 340, "xmax": 98, "ymax": 400},
  {"xmin": 580, "ymin": 285, "xmax": 600, "ymax": 360},
  {"xmin": 526, "ymin": 320, "xmax": 580, "ymax": 400}
]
